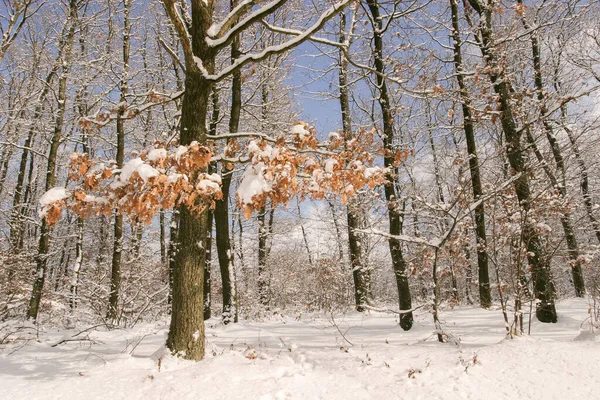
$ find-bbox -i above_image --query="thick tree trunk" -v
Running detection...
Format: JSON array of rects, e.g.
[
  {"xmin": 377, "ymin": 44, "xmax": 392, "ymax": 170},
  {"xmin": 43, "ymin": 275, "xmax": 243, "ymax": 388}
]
[
  {"xmin": 366, "ymin": 0, "xmax": 413, "ymax": 330},
  {"xmin": 449, "ymin": 0, "xmax": 491, "ymax": 307},
  {"xmin": 166, "ymin": 68, "xmax": 212, "ymax": 359},
  {"xmin": 166, "ymin": 0, "xmax": 217, "ymax": 360},
  {"xmin": 466, "ymin": 0, "xmax": 557, "ymax": 323},
  {"xmin": 27, "ymin": 0, "xmax": 78, "ymax": 321}
]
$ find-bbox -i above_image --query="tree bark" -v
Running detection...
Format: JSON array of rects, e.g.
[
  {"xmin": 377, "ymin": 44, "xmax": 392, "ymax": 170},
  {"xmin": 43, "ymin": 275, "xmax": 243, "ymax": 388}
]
[
  {"xmin": 214, "ymin": 0, "xmax": 242, "ymax": 324},
  {"xmin": 449, "ymin": 0, "xmax": 491, "ymax": 308},
  {"xmin": 338, "ymin": 12, "xmax": 369, "ymax": 311},
  {"xmin": 107, "ymin": 0, "xmax": 132, "ymax": 321},
  {"xmin": 165, "ymin": 0, "xmax": 216, "ymax": 361},
  {"xmin": 518, "ymin": 2, "xmax": 585, "ymax": 297},
  {"xmin": 466, "ymin": 0, "xmax": 557, "ymax": 322},
  {"xmin": 27, "ymin": 0, "xmax": 78, "ymax": 321},
  {"xmin": 366, "ymin": 0, "xmax": 413, "ymax": 330}
]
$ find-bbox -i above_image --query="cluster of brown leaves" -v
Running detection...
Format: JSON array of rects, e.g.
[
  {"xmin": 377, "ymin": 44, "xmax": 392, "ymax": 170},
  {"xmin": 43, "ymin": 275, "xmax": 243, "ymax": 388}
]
[
  {"xmin": 41, "ymin": 122, "xmax": 413, "ymax": 225},
  {"xmin": 41, "ymin": 143, "xmax": 221, "ymax": 226},
  {"xmin": 237, "ymin": 123, "xmax": 411, "ymax": 218}
]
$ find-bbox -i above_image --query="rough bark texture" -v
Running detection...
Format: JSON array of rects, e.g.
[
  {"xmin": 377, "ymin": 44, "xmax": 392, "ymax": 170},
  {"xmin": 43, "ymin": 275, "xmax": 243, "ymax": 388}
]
[
  {"xmin": 165, "ymin": 0, "xmax": 216, "ymax": 361},
  {"xmin": 366, "ymin": 0, "xmax": 412, "ymax": 330}
]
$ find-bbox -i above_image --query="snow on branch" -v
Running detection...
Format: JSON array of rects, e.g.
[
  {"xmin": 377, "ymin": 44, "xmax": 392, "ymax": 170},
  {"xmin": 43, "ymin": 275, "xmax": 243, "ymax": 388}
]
[
  {"xmin": 207, "ymin": 0, "xmax": 287, "ymax": 49},
  {"xmin": 200, "ymin": 0, "xmax": 354, "ymax": 82},
  {"xmin": 78, "ymin": 90, "xmax": 184, "ymax": 130},
  {"xmin": 357, "ymin": 173, "xmax": 522, "ymax": 249}
]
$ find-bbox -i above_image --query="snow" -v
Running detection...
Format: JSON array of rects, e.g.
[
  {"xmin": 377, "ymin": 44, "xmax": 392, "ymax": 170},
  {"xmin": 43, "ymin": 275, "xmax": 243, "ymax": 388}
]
[
  {"xmin": 136, "ymin": 164, "xmax": 160, "ymax": 182},
  {"xmin": 116, "ymin": 158, "xmax": 159, "ymax": 185},
  {"xmin": 174, "ymin": 146, "xmax": 188, "ymax": 161},
  {"xmin": 83, "ymin": 195, "xmax": 107, "ymax": 204},
  {"xmin": 147, "ymin": 148, "xmax": 167, "ymax": 162},
  {"xmin": 0, "ymin": 299, "xmax": 598, "ymax": 399},
  {"xmin": 197, "ymin": 174, "xmax": 222, "ymax": 192},
  {"xmin": 291, "ymin": 124, "xmax": 309, "ymax": 139},
  {"xmin": 364, "ymin": 167, "xmax": 381, "ymax": 179},
  {"xmin": 237, "ymin": 162, "xmax": 271, "ymax": 205},
  {"xmin": 324, "ymin": 158, "xmax": 338, "ymax": 174},
  {"xmin": 39, "ymin": 187, "xmax": 69, "ymax": 207},
  {"xmin": 39, "ymin": 187, "xmax": 70, "ymax": 218},
  {"xmin": 119, "ymin": 158, "xmax": 144, "ymax": 182}
]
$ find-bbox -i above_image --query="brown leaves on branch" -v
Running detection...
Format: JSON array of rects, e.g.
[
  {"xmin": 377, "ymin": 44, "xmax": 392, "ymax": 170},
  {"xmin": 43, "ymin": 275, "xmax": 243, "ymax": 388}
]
[
  {"xmin": 40, "ymin": 142, "xmax": 221, "ymax": 226},
  {"xmin": 40, "ymin": 122, "xmax": 412, "ymax": 225},
  {"xmin": 236, "ymin": 122, "xmax": 411, "ymax": 218}
]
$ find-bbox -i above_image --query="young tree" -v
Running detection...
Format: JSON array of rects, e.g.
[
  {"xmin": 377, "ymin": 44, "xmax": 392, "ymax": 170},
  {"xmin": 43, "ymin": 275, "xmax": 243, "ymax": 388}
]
[
  {"xmin": 107, "ymin": 0, "xmax": 132, "ymax": 321},
  {"xmin": 27, "ymin": 0, "xmax": 79, "ymax": 321}
]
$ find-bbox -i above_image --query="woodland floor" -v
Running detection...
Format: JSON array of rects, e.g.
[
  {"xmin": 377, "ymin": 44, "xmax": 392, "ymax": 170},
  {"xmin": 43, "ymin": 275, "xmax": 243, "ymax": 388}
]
[{"xmin": 0, "ymin": 299, "xmax": 598, "ymax": 400}]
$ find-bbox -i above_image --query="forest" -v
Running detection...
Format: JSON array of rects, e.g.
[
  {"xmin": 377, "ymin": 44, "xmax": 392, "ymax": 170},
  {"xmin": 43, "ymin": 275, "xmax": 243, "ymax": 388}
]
[{"xmin": 0, "ymin": 0, "xmax": 600, "ymax": 396}]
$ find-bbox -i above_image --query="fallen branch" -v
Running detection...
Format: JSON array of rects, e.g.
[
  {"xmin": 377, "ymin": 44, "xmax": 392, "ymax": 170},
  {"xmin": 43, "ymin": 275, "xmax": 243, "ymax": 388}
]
[{"xmin": 361, "ymin": 304, "xmax": 426, "ymax": 315}]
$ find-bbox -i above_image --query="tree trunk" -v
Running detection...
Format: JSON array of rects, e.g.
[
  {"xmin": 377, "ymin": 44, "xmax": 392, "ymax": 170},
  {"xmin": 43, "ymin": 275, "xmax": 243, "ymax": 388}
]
[
  {"xmin": 160, "ymin": 210, "xmax": 167, "ymax": 266},
  {"xmin": 27, "ymin": 0, "xmax": 78, "ymax": 321},
  {"xmin": 449, "ymin": 0, "xmax": 491, "ymax": 307},
  {"xmin": 203, "ymin": 86, "xmax": 219, "ymax": 321},
  {"xmin": 107, "ymin": 0, "xmax": 131, "ymax": 321},
  {"xmin": 338, "ymin": 11, "xmax": 369, "ymax": 311},
  {"xmin": 519, "ymin": 3, "xmax": 585, "ymax": 296},
  {"xmin": 257, "ymin": 207, "xmax": 269, "ymax": 307},
  {"xmin": 214, "ymin": 0, "xmax": 241, "ymax": 323},
  {"xmin": 167, "ymin": 210, "xmax": 180, "ymax": 306},
  {"xmin": 366, "ymin": 0, "xmax": 413, "ymax": 330},
  {"xmin": 69, "ymin": 217, "xmax": 84, "ymax": 309},
  {"xmin": 8, "ymin": 46, "xmax": 62, "ymax": 280},
  {"xmin": 204, "ymin": 201, "xmax": 213, "ymax": 320},
  {"xmin": 166, "ymin": 0, "xmax": 217, "ymax": 360},
  {"xmin": 466, "ymin": 0, "xmax": 557, "ymax": 323},
  {"xmin": 425, "ymin": 98, "xmax": 459, "ymax": 303},
  {"xmin": 561, "ymin": 116, "xmax": 600, "ymax": 244}
]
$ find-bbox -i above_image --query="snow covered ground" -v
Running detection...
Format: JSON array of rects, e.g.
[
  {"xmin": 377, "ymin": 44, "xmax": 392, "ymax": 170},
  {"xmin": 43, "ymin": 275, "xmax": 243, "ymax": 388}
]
[{"xmin": 1, "ymin": 299, "xmax": 598, "ymax": 400}]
